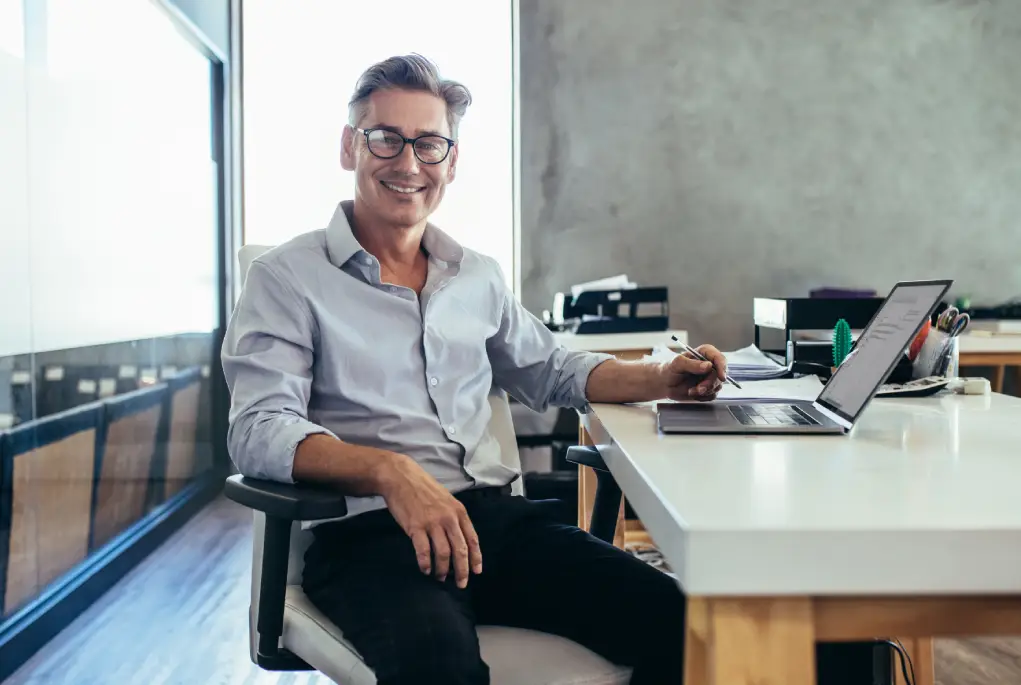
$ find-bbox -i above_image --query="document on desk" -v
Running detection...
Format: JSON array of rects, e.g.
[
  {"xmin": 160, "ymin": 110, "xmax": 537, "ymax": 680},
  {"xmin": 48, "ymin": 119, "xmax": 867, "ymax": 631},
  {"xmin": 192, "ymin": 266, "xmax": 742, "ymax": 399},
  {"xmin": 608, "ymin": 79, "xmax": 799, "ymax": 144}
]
[
  {"xmin": 714, "ymin": 375, "xmax": 823, "ymax": 401},
  {"xmin": 629, "ymin": 376, "xmax": 825, "ymax": 408},
  {"xmin": 724, "ymin": 344, "xmax": 781, "ymax": 368},
  {"xmin": 724, "ymin": 344, "xmax": 793, "ymax": 380}
]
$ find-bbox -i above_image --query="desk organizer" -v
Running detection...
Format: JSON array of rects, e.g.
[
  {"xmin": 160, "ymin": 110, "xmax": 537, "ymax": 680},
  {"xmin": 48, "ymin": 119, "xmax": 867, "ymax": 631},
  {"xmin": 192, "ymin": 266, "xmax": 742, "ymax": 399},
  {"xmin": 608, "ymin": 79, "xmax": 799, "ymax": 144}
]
[{"xmin": 912, "ymin": 328, "xmax": 960, "ymax": 379}]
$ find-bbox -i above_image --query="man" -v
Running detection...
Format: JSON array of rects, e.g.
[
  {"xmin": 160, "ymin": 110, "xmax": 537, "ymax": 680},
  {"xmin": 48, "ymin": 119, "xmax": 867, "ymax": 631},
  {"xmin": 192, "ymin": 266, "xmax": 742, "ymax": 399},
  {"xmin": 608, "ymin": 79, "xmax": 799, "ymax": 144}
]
[{"xmin": 222, "ymin": 54, "xmax": 727, "ymax": 685}]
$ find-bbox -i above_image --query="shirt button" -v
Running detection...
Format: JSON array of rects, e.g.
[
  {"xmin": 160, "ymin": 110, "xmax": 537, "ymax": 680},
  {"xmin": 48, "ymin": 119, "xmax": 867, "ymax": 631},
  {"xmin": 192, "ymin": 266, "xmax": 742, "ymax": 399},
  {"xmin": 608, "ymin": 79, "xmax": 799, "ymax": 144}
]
[
  {"xmin": 448, "ymin": 426, "xmax": 457, "ymax": 435},
  {"xmin": 429, "ymin": 377, "xmax": 438, "ymax": 386}
]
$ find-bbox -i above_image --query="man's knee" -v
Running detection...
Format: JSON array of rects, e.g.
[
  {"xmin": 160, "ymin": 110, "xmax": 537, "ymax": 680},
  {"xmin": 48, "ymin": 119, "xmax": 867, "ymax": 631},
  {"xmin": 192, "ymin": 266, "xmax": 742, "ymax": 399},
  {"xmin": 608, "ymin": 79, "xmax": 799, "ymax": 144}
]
[{"xmin": 373, "ymin": 620, "xmax": 489, "ymax": 685}]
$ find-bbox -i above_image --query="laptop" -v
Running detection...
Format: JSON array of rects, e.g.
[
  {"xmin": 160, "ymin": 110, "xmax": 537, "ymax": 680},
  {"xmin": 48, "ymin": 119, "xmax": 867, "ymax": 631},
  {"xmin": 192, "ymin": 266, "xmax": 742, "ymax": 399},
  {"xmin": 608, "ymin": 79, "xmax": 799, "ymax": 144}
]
[{"xmin": 657, "ymin": 279, "xmax": 953, "ymax": 435}]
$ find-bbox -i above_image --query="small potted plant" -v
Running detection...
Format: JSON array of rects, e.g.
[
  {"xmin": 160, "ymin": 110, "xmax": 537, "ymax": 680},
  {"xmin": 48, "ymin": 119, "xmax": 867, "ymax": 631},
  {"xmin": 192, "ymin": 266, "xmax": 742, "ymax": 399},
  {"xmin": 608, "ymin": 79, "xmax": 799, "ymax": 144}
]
[{"xmin": 832, "ymin": 318, "xmax": 852, "ymax": 373}]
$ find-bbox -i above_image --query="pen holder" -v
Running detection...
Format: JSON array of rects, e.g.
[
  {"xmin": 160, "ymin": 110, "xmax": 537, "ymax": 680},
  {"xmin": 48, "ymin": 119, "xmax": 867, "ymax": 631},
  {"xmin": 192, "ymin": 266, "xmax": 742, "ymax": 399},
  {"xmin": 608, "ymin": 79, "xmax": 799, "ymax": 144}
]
[{"xmin": 911, "ymin": 329, "xmax": 959, "ymax": 379}]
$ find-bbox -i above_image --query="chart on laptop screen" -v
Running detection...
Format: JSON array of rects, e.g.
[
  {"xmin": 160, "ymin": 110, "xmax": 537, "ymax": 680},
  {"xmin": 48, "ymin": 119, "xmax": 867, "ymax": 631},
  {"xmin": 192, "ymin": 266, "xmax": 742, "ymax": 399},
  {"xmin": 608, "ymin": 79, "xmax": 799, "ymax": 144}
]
[{"xmin": 819, "ymin": 284, "xmax": 947, "ymax": 417}]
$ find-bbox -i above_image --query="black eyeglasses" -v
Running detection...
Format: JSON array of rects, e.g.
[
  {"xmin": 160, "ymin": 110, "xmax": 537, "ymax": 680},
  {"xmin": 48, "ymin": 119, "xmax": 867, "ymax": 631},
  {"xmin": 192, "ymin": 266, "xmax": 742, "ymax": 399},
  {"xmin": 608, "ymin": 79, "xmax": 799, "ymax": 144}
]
[{"xmin": 356, "ymin": 127, "xmax": 455, "ymax": 165}]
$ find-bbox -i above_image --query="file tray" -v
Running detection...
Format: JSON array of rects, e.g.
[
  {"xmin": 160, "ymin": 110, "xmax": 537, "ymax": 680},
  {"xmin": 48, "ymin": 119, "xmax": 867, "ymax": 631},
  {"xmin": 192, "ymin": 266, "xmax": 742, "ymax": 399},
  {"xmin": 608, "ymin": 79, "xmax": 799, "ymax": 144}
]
[
  {"xmin": 753, "ymin": 297, "xmax": 885, "ymax": 362},
  {"xmin": 560, "ymin": 287, "xmax": 669, "ymax": 334}
]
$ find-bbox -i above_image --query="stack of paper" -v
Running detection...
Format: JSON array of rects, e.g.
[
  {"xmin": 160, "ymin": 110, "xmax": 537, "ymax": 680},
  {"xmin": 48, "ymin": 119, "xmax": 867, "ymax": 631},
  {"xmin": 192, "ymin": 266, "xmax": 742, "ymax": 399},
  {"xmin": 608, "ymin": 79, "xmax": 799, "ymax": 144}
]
[
  {"xmin": 569, "ymin": 274, "xmax": 637, "ymax": 298},
  {"xmin": 642, "ymin": 343, "xmax": 793, "ymax": 381},
  {"xmin": 723, "ymin": 344, "xmax": 792, "ymax": 381}
]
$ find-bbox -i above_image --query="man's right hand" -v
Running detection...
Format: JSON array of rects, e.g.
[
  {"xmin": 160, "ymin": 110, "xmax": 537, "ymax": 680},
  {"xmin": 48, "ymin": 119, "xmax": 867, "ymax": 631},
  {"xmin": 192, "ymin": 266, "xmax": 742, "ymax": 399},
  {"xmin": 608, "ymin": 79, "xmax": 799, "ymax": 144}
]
[{"xmin": 378, "ymin": 453, "xmax": 483, "ymax": 589}]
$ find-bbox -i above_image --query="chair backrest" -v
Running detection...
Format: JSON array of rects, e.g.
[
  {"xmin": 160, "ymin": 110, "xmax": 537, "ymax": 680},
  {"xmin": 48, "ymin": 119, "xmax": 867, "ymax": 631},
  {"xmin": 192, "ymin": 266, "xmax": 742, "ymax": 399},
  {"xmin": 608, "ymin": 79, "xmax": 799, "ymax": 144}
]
[
  {"xmin": 238, "ymin": 244, "xmax": 273, "ymax": 286},
  {"xmin": 239, "ymin": 244, "xmax": 526, "ymax": 661}
]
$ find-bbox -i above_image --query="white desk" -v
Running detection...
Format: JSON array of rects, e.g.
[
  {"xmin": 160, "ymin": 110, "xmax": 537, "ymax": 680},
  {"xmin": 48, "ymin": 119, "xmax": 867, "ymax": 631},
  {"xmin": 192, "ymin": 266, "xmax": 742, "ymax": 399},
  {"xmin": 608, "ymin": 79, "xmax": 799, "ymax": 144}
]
[
  {"xmin": 553, "ymin": 330, "xmax": 688, "ymax": 356},
  {"xmin": 582, "ymin": 393, "xmax": 1021, "ymax": 684},
  {"xmin": 555, "ymin": 329, "xmax": 688, "ymax": 546},
  {"xmin": 958, "ymin": 333, "xmax": 1021, "ymax": 393},
  {"xmin": 959, "ymin": 333, "xmax": 1021, "ymax": 354}
]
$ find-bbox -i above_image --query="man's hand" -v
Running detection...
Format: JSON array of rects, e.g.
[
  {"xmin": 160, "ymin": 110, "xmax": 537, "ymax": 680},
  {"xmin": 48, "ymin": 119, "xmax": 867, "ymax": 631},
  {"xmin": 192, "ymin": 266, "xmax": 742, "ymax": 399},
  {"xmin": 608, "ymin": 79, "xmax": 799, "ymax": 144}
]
[
  {"xmin": 661, "ymin": 344, "xmax": 728, "ymax": 402},
  {"xmin": 378, "ymin": 454, "xmax": 482, "ymax": 589}
]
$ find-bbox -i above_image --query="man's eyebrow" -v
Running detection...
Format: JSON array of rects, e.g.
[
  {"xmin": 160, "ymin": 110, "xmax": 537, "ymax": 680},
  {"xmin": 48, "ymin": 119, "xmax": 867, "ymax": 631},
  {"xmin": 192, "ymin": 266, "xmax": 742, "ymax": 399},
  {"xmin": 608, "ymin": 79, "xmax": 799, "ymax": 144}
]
[{"xmin": 371, "ymin": 123, "xmax": 449, "ymax": 138}]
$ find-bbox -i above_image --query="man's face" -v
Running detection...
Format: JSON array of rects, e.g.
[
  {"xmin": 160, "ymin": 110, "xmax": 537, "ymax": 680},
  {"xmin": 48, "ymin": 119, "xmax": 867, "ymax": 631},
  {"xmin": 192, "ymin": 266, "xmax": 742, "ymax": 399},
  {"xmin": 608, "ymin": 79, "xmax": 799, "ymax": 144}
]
[{"xmin": 342, "ymin": 88, "xmax": 457, "ymax": 228}]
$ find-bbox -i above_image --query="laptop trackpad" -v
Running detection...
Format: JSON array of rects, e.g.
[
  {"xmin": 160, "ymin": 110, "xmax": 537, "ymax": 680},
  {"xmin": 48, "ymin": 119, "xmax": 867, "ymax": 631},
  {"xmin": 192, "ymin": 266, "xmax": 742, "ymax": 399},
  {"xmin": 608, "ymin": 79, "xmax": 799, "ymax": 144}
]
[{"xmin": 658, "ymin": 403, "xmax": 737, "ymax": 429}]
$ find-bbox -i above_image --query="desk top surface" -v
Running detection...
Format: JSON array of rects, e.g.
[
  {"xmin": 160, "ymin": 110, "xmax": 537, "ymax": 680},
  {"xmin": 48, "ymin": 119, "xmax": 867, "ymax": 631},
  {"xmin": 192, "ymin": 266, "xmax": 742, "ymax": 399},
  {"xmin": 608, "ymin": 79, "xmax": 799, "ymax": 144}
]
[
  {"xmin": 958, "ymin": 333, "xmax": 1021, "ymax": 354},
  {"xmin": 553, "ymin": 330, "xmax": 687, "ymax": 352},
  {"xmin": 584, "ymin": 393, "xmax": 1021, "ymax": 595}
]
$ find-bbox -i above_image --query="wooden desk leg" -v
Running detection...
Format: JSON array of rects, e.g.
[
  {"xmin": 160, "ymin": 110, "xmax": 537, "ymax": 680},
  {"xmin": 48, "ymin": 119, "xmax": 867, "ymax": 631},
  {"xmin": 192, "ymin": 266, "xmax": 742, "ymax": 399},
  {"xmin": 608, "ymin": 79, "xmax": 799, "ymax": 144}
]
[
  {"xmin": 993, "ymin": 365, "xmax": 1006, "ymax": 394},
  {"xmin": 684, "ymin": 598, "xmax": 711, "ymax": 685},
  {"xmin": 894, "ymin": 637, "xmax": 935, "ymax": 685},
  {"xmin": 685, "ymin": 597, "xmax": 817, "ymax": 685}
]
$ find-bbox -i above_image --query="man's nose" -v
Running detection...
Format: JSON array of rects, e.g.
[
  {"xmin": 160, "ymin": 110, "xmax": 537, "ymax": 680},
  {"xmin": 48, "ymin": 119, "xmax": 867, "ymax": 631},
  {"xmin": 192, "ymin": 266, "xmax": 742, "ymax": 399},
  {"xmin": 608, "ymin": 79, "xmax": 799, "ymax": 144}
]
[{"xmin": 392, "ymin": 142, "xmax": 420, "ymax": 174}]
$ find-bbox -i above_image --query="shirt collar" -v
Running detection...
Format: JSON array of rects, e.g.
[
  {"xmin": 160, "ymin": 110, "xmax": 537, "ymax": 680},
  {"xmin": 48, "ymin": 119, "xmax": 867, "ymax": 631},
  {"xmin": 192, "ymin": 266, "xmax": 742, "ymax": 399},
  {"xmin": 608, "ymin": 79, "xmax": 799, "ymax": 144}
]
[{"xmin": 325, "ymin": 200, "xmax": 465, "ymax": 268}]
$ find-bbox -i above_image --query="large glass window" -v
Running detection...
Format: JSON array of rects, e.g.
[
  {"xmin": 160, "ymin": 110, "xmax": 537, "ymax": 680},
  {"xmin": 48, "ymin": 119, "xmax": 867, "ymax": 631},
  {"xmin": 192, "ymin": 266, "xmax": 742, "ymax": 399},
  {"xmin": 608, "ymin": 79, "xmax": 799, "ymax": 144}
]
[
  {"xmin": 0, "ymin": 0, "xmax": 220, "ymax": 624},
  {"xmin": 242, "ymin": 0, "xmax": 515, "ymax": 284}
]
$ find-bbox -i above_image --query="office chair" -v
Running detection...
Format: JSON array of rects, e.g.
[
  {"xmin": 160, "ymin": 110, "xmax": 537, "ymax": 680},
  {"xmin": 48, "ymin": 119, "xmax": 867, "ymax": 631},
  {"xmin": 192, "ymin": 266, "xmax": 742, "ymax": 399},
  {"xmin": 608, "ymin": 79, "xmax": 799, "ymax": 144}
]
[{"xmin": 225, "ymin": 244, "xmax": 632, "ymax": 684}]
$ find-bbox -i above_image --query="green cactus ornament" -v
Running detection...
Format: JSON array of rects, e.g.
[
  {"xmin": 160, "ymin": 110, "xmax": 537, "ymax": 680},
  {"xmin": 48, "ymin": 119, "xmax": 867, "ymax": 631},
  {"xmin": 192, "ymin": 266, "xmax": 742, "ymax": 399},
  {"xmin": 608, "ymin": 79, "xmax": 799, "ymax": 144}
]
[{"xmin": 832, "ymin": 318, "xmax": 852, "ymax": 367}]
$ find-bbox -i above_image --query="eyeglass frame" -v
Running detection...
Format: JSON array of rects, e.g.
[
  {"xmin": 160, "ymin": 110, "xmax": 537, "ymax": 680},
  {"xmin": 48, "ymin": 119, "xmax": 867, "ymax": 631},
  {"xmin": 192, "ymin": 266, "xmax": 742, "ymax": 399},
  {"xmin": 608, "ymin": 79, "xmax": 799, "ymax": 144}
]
[{"xmin": 354, "ymin": 127, "xmax": 457, "ymax": 165}]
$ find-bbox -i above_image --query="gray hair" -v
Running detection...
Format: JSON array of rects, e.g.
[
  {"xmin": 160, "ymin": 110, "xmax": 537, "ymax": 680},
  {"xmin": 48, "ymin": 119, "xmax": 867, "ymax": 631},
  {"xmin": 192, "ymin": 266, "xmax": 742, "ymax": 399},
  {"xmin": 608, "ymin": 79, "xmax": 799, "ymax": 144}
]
[{"xmin": 348, "ymin": 54, "xmax": 472, "ymax": 138}]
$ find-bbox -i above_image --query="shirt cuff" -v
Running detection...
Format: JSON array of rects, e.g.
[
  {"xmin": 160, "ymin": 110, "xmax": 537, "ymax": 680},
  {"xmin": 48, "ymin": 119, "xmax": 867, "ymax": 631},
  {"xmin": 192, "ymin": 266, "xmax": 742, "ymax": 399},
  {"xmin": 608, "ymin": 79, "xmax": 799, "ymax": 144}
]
[
  {"xmin": 265, "ymin": 416, "xmax": 338, "ymax": 484},
  {"xmin": 571, "ymin": 351, "xmax": 615, "ymax": 412}
]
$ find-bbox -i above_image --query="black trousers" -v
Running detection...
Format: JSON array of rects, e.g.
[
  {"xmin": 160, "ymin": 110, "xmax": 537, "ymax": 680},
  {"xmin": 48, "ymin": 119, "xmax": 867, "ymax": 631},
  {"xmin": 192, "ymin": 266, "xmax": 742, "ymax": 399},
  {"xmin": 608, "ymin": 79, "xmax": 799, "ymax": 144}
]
[
  {"xmin": 302, "ymin": 488, "xmax": 684, "ymax": 684},
  {"xmin": 302, "ymin": 489, "xmax": 887, "ymax": 685}
]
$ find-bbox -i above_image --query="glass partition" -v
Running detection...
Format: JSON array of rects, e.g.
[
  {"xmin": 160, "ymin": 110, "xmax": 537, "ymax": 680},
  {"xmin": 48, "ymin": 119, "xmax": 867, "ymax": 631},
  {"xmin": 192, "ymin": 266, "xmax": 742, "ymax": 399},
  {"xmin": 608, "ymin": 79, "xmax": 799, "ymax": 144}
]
[{"xmin": 0, "ymin": 0, "xmax": 221, "ymax": 624}]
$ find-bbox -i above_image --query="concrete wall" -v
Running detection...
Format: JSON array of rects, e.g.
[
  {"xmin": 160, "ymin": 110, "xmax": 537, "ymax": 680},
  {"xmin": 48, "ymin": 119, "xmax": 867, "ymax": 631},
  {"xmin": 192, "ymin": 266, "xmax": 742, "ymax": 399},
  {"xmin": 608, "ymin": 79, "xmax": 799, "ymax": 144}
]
[{"xmin": 519, "ymin": 0, "xmax": 1021, "ymax": 349}]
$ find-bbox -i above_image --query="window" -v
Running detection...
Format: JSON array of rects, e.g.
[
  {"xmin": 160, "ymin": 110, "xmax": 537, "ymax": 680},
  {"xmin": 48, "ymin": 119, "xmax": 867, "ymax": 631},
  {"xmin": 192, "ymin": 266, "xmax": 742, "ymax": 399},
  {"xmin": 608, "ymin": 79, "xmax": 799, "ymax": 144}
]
[
  {"xmin": 0, "ymin": 0, "xmax": 221, "ymax": 631},
  {"xmin": 242, "ymin": 0, "xmax": 514, "ymax": 285},
  {"xmin": 0, "ymin": 0, "xmax": 23, "ymax": 58}
]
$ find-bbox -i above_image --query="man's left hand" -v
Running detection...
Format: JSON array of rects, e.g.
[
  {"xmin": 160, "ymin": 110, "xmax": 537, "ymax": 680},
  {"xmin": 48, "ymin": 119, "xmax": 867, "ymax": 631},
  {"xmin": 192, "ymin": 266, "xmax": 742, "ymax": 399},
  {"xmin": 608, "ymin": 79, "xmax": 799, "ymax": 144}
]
[{"xmin": 660, "ymin": 344, "xmax": 728, "ymax": 402}]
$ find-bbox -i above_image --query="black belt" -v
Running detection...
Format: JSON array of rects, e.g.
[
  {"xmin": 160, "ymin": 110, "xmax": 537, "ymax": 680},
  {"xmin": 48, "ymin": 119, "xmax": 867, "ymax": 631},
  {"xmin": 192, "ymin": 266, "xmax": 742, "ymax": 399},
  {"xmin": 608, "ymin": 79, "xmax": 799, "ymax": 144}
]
[{"xmin": 455, "ymin": 484, "xmax": 512, "ymax": 503}]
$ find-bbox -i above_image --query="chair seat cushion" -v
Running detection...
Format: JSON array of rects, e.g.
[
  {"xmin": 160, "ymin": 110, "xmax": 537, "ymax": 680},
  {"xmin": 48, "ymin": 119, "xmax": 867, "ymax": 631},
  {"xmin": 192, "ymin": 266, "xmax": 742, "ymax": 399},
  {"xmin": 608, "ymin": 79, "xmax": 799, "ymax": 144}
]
[{"xmin": 282, "ymin": 586, "xmax": 632, "ymax": 685}]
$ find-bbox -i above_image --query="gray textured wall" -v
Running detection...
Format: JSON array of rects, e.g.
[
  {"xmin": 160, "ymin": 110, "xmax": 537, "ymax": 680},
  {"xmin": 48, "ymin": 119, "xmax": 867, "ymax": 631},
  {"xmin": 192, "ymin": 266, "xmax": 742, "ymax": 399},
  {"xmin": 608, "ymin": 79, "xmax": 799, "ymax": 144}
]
[{"xmin": 519, "ymin": 0, "xmax": 1021, "ymax": 349}]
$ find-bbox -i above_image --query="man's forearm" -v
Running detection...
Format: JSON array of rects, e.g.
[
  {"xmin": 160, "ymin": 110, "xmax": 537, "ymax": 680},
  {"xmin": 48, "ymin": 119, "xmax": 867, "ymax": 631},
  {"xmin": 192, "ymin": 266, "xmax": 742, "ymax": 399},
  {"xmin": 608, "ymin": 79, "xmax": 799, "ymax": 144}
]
[
  {"xmin": 292, "ymin": 433, "xmax": 408, "ymax": 496},
  {"xmin": 584, "ymin": 358, "xmax": 668, "ymax": 404}
]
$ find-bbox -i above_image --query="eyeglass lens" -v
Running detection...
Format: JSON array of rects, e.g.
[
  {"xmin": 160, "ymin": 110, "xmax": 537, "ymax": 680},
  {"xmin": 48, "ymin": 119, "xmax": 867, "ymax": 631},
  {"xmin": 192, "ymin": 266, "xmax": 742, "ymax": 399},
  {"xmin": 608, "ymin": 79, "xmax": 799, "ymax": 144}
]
[{"xmin": 366, "ymin": 129, "xmax": 449, "ymax": 164}]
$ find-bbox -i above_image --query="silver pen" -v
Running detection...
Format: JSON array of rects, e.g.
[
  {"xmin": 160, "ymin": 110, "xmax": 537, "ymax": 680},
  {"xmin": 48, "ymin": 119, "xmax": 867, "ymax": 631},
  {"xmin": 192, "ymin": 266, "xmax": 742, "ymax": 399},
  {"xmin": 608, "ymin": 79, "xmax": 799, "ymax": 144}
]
[{"xmin": 671, "ymin": 335, "xmax": 742, "ymax": 389}]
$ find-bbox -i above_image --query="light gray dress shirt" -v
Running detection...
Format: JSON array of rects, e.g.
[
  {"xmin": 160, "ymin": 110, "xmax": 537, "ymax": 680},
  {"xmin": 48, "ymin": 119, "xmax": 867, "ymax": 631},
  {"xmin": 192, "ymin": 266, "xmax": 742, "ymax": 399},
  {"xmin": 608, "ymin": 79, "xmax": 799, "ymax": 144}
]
[{"xmin": 221, "ymin": 201, "xmax": 612, "ymax": 520}]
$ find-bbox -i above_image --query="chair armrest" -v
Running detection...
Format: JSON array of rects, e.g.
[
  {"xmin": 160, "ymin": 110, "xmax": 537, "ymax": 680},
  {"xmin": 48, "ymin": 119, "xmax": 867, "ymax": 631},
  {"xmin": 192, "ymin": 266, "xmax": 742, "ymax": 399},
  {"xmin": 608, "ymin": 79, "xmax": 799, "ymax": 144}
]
[
  {"xmin": 224, "ymin": 473, "xmax": 348, "ymax": 520},
  {"xmin": 566, "ymin": 445, "xmax": 609, "ymax": 472},
  {"xmin": 566, "ymin": 446, "xmax": 621, "ymax": 544},
  {"xmin": 224, "ymin": 473, "xmax": 345, "ymax": 671}
]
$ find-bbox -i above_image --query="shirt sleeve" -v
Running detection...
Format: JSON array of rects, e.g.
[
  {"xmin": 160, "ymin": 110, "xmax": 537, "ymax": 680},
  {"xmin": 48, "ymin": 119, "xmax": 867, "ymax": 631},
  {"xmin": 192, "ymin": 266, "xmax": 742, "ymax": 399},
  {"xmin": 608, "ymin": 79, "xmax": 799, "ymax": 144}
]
[
  {"xmin": 221, "ymin": 260, "xmax": 337, "ymax": 483},
  {"xmin": 484, "ymin": 260, "xmax": 613, "ymax": 413}
]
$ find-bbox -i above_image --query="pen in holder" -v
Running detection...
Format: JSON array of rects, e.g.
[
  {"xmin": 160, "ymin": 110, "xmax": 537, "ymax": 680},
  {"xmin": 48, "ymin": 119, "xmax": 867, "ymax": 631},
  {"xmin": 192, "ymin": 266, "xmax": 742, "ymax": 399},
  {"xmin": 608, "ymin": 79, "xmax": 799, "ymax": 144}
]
[{"xmin": 911, "ymin": 327, "xmax": 960, "ymax": 379}]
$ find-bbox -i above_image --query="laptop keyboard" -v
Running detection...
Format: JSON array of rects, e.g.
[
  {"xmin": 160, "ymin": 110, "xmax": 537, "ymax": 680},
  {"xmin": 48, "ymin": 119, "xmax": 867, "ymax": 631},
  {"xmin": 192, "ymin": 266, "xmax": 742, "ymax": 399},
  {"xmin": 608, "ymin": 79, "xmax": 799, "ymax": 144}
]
[{"xmin": 729, "ymin": 404, "xmax": 820, "ymax": 427}]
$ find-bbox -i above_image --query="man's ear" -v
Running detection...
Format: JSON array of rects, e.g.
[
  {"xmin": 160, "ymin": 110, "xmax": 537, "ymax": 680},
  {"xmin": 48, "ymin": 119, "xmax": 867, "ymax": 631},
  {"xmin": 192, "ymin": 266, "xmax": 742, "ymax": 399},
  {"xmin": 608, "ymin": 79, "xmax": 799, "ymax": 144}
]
[
  {"xmin": 340, "ymin": 125, "xmax": 357, "ymax": 171},
  {"xmin": 446, "ymin": 144, "xmax": 458, "ymax": 183}
]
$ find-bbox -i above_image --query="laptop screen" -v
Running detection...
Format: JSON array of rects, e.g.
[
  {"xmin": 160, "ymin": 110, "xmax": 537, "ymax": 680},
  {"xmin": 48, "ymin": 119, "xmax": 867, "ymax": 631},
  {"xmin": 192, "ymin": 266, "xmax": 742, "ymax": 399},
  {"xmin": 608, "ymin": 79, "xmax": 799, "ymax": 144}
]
[{"xmin": 815, "ymin": 280, "xmax": 952, "ymax": 425}]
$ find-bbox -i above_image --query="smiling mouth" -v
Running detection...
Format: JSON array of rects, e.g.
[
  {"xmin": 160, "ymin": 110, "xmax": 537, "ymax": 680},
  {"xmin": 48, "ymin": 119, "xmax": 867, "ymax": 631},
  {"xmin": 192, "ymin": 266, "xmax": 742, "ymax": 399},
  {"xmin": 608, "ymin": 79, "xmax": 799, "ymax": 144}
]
[{"xmin": 380, "ymin": 180, "xmax": 425, "ymax": 195}]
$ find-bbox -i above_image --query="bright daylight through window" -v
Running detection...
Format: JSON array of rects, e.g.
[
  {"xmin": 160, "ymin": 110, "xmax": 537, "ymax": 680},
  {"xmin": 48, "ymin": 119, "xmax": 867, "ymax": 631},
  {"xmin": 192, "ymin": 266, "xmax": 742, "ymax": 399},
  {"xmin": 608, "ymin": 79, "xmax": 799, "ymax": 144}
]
[{"xmin": 242, "ymin": 1, "xmax": 514, "ymax": 285}]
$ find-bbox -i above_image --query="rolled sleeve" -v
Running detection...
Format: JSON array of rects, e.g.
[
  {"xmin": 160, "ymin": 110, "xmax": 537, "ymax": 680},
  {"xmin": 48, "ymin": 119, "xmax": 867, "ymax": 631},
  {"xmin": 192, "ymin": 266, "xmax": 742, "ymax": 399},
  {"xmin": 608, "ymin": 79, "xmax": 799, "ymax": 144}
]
[
  {"xmin": 560, "ymin": 348, "xmax": 615, "ymax": 412},
  {"xmin": 485, "ymin": 261, "xmax": 613, "ymax": 412},
  {"xmin": 221, "ymin": 260, "xmax": 335, "ymax": 483}
]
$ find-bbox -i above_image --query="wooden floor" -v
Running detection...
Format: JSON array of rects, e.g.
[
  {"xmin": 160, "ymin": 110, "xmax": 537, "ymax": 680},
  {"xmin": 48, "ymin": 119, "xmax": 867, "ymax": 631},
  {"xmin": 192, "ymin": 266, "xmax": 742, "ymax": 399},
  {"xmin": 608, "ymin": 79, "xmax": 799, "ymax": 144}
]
[
  {"xmin": 8, "ymin": 496, "xmax": 329, "ymax": 685},
  {"xmin": 8, "ymin": 496, "xmax": 1021, "ymax": 685}
]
